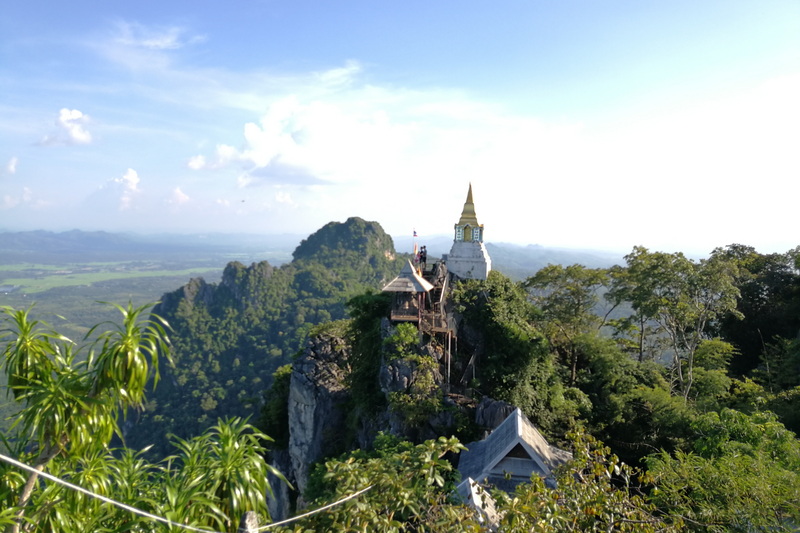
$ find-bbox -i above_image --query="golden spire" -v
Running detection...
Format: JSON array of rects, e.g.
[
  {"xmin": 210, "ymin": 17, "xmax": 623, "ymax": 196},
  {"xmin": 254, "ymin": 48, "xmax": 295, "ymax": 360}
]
[{"xmin": 457, "ymin": 183, "xmax": 480, "ymax": 226}]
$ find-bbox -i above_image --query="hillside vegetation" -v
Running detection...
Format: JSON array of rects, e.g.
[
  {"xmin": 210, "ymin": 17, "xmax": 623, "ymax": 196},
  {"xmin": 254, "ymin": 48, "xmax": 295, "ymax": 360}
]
[
  {"xmin": 284, "ymin": 242, "xmax": 800, "ymax": 531},
  {"xmin": 125, "ymin": 217, "xmax": 401, "ymax": 455},
  {"xmin": 2, "ymin": 219, "xmax": 800, "ymax": 531}
]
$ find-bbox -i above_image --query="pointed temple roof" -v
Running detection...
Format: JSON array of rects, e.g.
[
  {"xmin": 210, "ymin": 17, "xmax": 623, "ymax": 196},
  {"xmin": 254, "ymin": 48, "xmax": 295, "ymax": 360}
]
[
  {"xmin": 458, "ymin": 408, "xmax": 571, "ymax": 492},
  {"xmin": 381, "ymin": 260, "xmax": 434, "ymax": 293},
  {"xmin": 457, "ymin": 183, "xmax": 480, "ymax": 227}
]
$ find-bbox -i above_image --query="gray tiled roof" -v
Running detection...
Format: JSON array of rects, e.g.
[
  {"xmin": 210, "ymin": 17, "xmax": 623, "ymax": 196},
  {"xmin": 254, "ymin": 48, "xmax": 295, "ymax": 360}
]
[
  {"xmin": 458, "ymin": 408, "xmax": 571, "ymax": 490},
  {"xmin": 381, "ymin": 260, "xmax": 434, "ymax": 293}
]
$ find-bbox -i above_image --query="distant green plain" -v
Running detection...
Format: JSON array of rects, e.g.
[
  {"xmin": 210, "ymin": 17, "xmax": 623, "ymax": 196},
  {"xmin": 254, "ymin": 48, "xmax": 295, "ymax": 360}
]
[
  {"xmin": 1, "ymin": 264, "xmax": 223, "ymax": 293},
  {"xmin": 0, "ymin": 260, "xmax": 226, "ymax": 434}
]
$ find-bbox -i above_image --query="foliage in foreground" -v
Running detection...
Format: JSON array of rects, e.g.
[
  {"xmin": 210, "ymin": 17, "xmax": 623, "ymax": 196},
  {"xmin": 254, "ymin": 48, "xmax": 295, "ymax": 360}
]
[
  {"xmin": 1, "ymin": 417, "xmax": 282, "ymax": 532},
  {"xmin": 646, "ymin": 409, "xmax": 800, "ymax": 532},
  {"xmin": 291, "ymin": 425, "xmax": 799, "ymax": 532},
  {"xmin": 288, "ymin": 435, "xmax": 478, "ymax": 532},
  {"xmin": 495, "ymin": 433, "xmax": 679, "ymax": 533},
  {"xmin": 285, "ymin": 432, "xmax": 683, "ymax": 533},
  {"xmin": 0, "ymin": 306, "xmax": 285, "ymax": 533}
]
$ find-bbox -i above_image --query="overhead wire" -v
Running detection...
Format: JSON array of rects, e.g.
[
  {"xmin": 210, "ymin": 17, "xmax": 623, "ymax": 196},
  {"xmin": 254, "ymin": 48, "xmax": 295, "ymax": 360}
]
[
  {"xmin": 0, "ymin": 451, "xmax": 223, "ymax": 533},
  {"xmin": 255, "ymin": 484, "xmax": 374, "ymax": 530},
  {"xmin": 0, "ymin": 452, "xmax": 374, "ymax": 532}
]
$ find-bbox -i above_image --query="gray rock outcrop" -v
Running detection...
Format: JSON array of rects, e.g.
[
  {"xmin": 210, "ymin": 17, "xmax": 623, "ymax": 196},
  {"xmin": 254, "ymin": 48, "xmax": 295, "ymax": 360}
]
[
  {"xmin": 287, "ymin": 331, "xmax": 351, "ymax": 500},
  {"xmin": 475, "ymin": 397, "xmax": 515, "ymax": 431}
]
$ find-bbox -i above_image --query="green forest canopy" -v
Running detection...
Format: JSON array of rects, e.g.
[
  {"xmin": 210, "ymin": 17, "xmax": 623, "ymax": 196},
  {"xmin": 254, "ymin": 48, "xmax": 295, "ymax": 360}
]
[{"xmin": 2, "ymin": 230, "xmax": 800, "ymax": 531}]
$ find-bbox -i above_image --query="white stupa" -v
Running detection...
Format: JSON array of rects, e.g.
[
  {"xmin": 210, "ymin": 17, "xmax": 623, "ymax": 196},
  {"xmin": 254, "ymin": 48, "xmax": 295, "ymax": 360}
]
[{"xmin": 446, "ymin": 184, "xmax": 491, "ymax": 280}]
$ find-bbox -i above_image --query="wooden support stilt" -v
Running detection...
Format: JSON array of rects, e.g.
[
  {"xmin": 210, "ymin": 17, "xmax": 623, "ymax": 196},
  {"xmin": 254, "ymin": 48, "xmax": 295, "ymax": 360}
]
[{"xmin": 446, "ymin": 331, "xmax": 451, "ymax": 393}]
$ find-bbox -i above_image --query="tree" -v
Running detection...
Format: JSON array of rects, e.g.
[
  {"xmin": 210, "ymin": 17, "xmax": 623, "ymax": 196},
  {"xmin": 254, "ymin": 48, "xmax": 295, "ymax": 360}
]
[
  {"xmin": 494, "ymin": 432, "xmax": 680, "ymax": 532},
  {"xmin": 289, "ymin": 435, "xmax": 478, "ymax": 532},
  {"xmin": 569, "ymin": 334, "xmax": 666, "ymax": 441},
  {"xmin": 259, "ymin": 363, "xmax": 293, "ymax": 449},
  {"xmin": 452, "ymin": 272, "xmax": 559, "ymax": 429},
  {"xmin": 602, "ymin": 383, "xmax": 695, "ymax": 466},
  {"xmin": 610, "ymin": 247, "xmax": 740, "ymax": 400},
  {"xmin": 712, "ymin": 244, "xmax": 800, "ymax": 377},
  {"xmin": 1, "ymin": 303, "xmax": 169, "ymax": 533},
  {"xmin": 525, "ymin": 264, "xmax": 613, "ymax": 386},
  {"xmin": 606, "ymin": 264, "xmax": 669, "ymax": 363},
  {"xmin": 345, "ymin": 290, "xmax": 392, "ymax": 413},
  {"xmin": 1, "ymin": 418, "xmax": 284, "ymax": 532},
  {"xmin": 168, "ymin": 417, "xmax": 285, "ymax": 532},
  {"xmin": 384, "ymin": 323, "xmax": 443, "ymax": 431},
  {"xmin": 687, "ymin": 339, "xmax": 735, "ymax": 410},
  {"xmin": 646, "ymin": 409, "xmax": 800, "ymax": 531}
]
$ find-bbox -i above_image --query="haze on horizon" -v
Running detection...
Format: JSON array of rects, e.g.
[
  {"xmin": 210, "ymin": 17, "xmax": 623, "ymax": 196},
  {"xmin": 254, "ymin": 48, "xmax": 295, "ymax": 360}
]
[{"xmin": 1, "ymin": 1, "xmax": 799, "ymax": 257}]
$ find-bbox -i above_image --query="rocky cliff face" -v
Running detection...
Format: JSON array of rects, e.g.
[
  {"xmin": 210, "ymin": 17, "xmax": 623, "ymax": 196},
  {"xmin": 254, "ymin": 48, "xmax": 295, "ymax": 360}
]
[
  {"xmin": 277, "ymin": 330, "xmax": 352, "ymax": 516},
  {"xmin": 272, "ymin": 323, "xmax": 482, "ymax": 519},
  {"xmin": 155, "ymin": 275, "xmax": 216, "ymax": 313},
  {"xmin": 267, "ymin": 331, "xmax": 351, "ymax": 519}
]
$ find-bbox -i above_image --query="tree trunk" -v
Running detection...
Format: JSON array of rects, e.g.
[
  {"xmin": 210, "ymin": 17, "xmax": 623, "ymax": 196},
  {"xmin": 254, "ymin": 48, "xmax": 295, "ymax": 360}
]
[{"xmin": 10, "ymin": 442, "xmax": 61, "ymax": 533}]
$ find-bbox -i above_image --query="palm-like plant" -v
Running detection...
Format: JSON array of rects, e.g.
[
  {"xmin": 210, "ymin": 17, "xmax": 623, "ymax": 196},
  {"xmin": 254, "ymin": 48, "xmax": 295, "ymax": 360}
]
[
  {"xmin": 2, "ymin": 305, "xmax": 291, "ymax": 532},
  {"xmin": 0, "ymin": 307, "xmax": 61, "ymax": 401},
  {"xmin": 169, "ymin": 417, "xmax": 287, "ymax": 532},
  {"xmin": 87, "ymin": 302, "xmax": 170, "ymax": 409},
  {"xmin": 0, "ymin": 303, "xmax": 171, "ymax": 533},
  {"xmin": 0, "ymin": 435, "xmax": 27, "ymax": 526}
]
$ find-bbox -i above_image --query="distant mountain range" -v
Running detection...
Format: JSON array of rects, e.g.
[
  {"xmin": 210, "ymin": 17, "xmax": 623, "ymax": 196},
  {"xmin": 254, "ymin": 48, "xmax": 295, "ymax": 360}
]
[
  {"xmin": 0, "ymin": 229, "xmax": 623, "ymax": 277},
  {"xmin": 0, "ymin": 230, "xmax": 300, "ymax": 264},
  {"xmin": 392, "ymin": 234, "xmax": 623, "ymax": 280}
]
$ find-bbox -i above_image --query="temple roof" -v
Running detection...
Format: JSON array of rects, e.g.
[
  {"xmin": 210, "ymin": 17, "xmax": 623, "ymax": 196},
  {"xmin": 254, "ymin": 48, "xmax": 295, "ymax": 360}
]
[
  {"xmin": 457, "ymin": 183, "xmax": 480, "ymax": 227},
  {"xmin": 381, "ymin": 260, "xmax": 434, "ymax": 293},
  {"xmin": 458, "ymin": 408, "xmax": 571, "ymax": 489}
]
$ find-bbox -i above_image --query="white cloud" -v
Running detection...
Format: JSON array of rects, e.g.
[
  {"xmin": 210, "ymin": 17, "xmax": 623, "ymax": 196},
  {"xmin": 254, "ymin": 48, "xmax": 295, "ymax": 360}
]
[
  {"xmin": 114, "ymin": 168, "xmax": 140, "ymax": 190},
  {"xmin": 315, "ymin": 60, "xmax": 362, "ymax": 87},
  {"xmin": 6, "ymin": 157, "xmax": 18, "ymax": 174},
  {"xmin": 275, "ymin": 191, "xmax": 294, "ymax": 205},
  {"xmin": 115, "ymin": 21, "xmax": 204, "ymax": 50},
  {"xmin": 187, "ymin": 155, "xmax": 206, "ymax": 170},
  {"xmin": 191, "ymin": 92, "xmax": 422, "ymax": 188},
  {"xmin": 1, "ymin": 187, "xmax": 32, "ymax": 209},
  {"xmin": 112, "ymin": 168, "xmax": 140, "ymax": 210},
  {"xmin": 52, "ymin": 34, "xmax": 796, "ymax": 253},
  {"xmin": 40, "ymin": 109, "xmax": 92, "ymax": 145},
  {"xmin": 95, "ymin": 21, "xmax": 206, "ymax": 73},
  {"xmin": 169, "ymin": 187, "xmax": 190, "ymax": 205},
  {"xmin": 236, "ymin": 173, "xmax": 254, "ymax": 188},
  {"xmin": 191, "ymin": 144, "xmax": 247, "ymax": 171},
  {"xmin": 177, "ymin": 62, "xmax": 797, "ymax": 254}
]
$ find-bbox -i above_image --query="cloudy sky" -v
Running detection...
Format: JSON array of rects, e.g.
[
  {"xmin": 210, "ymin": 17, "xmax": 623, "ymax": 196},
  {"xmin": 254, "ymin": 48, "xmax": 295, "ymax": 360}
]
[{"xmin": 1, "ymin": 1, "xmax": 799, "ymax": 254}]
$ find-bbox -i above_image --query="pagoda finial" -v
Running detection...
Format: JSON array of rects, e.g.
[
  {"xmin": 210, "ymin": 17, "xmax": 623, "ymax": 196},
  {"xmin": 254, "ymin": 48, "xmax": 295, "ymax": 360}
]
[{"xmin": 458, "ymin": 183, "xmax": 479, "ymax": 226}]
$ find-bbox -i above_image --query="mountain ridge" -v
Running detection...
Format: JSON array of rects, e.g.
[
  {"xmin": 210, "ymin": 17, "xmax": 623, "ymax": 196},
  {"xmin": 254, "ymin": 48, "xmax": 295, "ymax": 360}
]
[
  {"xmin": 125, "ymin": 217, "xmax": 402, "ymax": 456},
  {"xmin": 0, "ymin": 228, "xmax": 623, "ymax": 275}
]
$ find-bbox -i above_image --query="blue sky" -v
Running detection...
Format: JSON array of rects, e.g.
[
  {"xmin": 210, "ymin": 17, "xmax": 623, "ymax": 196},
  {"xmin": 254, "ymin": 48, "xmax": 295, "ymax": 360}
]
[{"xmin": 1, "ymin": 1, "xmax": 799, "ymax": 254}]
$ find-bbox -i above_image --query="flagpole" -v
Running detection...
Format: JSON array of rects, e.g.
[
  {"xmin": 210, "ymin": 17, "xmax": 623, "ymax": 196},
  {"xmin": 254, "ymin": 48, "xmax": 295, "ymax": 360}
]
[{"xmin": 413, "ymin": 229, "xmax": 419, "ymax": 271}]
